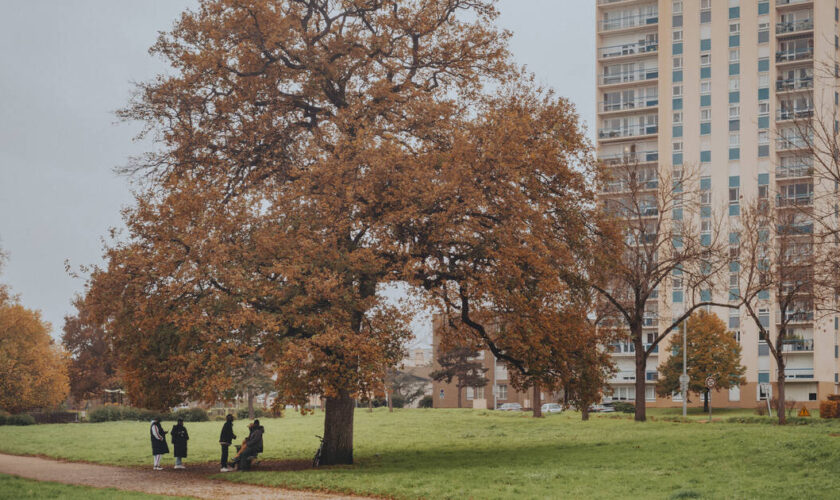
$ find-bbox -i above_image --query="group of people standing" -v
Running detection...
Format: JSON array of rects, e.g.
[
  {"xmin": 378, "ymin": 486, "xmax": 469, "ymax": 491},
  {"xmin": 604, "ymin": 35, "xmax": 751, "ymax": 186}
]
[{"xmin": 149, "ymin": 414, "xmax": 265, "ymax": 472}]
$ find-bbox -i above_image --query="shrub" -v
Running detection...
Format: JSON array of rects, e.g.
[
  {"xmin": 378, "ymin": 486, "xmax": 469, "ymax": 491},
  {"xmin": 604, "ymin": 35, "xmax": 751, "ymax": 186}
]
[
  {"xmin": 390, "ymin": 395, "xmax": 406, "ymax": 409},
  {"xmin": 820, "ymin": 400, "xmax": 840, "ymax": 419},
  {"xmin": 612, "ymin": 402, "xmax": 635, "ymax": 414},
  {"xmin": 236, "ymin": 408, "xmax": 267, "ymax": 420},
  {"xmin": 418, "ymin": 395, "xmax": 433, "ymax": 408},
  {"xmin": 0, "ymin": 414, "xmax": 35, "ymax": 426},
  {"xmin": 87, "ymin": 406, "xmax": 170, "ymax": 423},
  {"xmin": 172, "ymin": 408, "xmax": 208, "ymax": 422},
  {"xmin": 29, "ymin": 411, "xmax": 77, "ymax": 424},
  {"xmin": 754, "ymin": 404, "xmax": 767, "ymax": 416}
]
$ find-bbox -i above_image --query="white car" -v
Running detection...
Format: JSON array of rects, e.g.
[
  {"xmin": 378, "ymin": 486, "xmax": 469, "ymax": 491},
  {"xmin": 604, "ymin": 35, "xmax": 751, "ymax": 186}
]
[
  {"xmin": 497, "ymin": 403, "xmax": 522, "ymax": 411},
  {"xmin": 541, "ymin": 403, "xmax": 563, "ymax": 414}
]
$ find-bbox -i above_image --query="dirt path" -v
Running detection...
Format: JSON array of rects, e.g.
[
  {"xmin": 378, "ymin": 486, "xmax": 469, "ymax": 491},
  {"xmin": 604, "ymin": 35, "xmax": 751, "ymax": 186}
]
[{"xmin": 0, "ymin": 453, "xmax": 366, "ymax": 499}]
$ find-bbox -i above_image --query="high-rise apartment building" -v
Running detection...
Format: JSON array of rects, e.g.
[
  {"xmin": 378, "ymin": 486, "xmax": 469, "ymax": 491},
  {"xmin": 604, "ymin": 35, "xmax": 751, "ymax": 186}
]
[{"xmin": 596, "ymin": 0, "xmax": 838, "ymax": 407}]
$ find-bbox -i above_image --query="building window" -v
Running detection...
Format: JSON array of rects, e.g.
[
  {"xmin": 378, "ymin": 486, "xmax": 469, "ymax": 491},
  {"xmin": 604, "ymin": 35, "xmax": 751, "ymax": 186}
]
[
  {"xmin": 439, "ymin": 389, "xmax": 445, "ymax": 399},
  {"xmin": 758, "ymin": 22, "xmax": 769, "ymax": 44},
  {"xmin": 729, "ymin": 133, "xmax": 740, "ymax": 147},
  {"xmin": 673, "ymin": 111, "xmax": 683, "ymax": 124},
  {"xmin": 700, "ymin": 54, "xmax": 711, "ymax": 67},
  {"xmin": 729, "ymin": 105, "xmax": 740, "ymax": 118},
  {"xmin": 700, "ymin": 0, "xmax": 711, "ymax": 23},
  {"xmin": 729, "ymin": 48, "xmax": 740, "ymax": 63},
  {"xmin": 497, "ymin": 384, "xmax": 507, "ymax": 400},
  {"xmin": 701, "ymin": 81, "xmax": 711, "ymax": 94},
  {"xmin": 673, "ymin": 29, "xmax": 683, "ymax": 42}
]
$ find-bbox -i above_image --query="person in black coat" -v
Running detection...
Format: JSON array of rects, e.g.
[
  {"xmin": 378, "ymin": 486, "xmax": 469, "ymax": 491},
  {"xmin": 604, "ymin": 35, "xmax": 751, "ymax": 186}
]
[
  {"xmin": 171, "ymin": 418, "xmax": 189, "ymax": 469},
  {"xmin": 150, "ymin": 418, "xmax": 168, "ymax": 470},
  {"xmin": 219, "ymin": 414, "xmax": 236, "ymax": 472},
  {"xmin": 231, "ymin": 419, "xmax": 264, "ymax": 471}
]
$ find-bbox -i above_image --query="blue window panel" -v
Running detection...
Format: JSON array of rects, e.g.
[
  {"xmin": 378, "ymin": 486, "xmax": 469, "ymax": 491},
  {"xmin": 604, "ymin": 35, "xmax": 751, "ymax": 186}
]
[
  {"xmin": 729, "ymin": 261, "xmax": 740, "ymax": 272},
  {"xmin": 673, "ymin": 43, "xmax": 683, "ymax": 55},
  {"xmin": 758, "ymin": 116, "xmax": 769, "ymax": 129},
  {"xmin": 759, "ymin": 145, "xmax": 769, "ymax": 157},
  {"xmin": 700, "ymin": 123, "xmax": 712, "ymax": 135},
  {"xmin": 730, "ymin": 316, "xmax": 740, "ymax": 328},
  {"xmin": 729, "ymin": 289, "xmax": 740, "ymax": 301},
  {"xmin": 729, "ymin": 204, "xmax": 740, "ymax": 216},
  {"xmin": 673, "ymin": 98, "xmax": 683, "ymax": 110},
  {"xmin": 673, "ymin": 125, "xmax": 683, "ymax": 138},
  {"xmin": 729, "ymin": 120, "xmax": 740, "ymax": 131},
  {"xmin": 673, "ymin": 153, "xmax": 683, "ymax": 165},
  {"xmin": 673, "ymin": 291, "xmax": 684, "ymax": 303},
  {"xmin": 701, "ymin": 233, "xmax": 712, "ymax": 246},
  {"xmin": 836, "ymin": 373, "xmax": 839, "ymax": 383},
  {"xmin": 646, "ymin": 371, "xmax": 658, "ymax": 382},
  {"xmin": 729, "ymin": 176, "xmax": 740, "ymax": 187},
  {"xmin": 729, "ymin": 63, "xmax": 740, "ymax": 76},
  {"xmin": 673, "ymin": 208, "xmax": 683, "ymax": 220},
  {"xmin": 673, "ymin": 266, "xmax": 683, "ymax": 276},
  {"xmin": 700, "ymin": 150, "xmax": 711, "ymax": 162},
  {"xmin": 729, "ymin": 91, "xmax": 740, "ymax": 103},
  {"xmin": 758, "ymin": 372, "xmax": 770, "ymax": 383},
  {"xmin": 700, "ymin": 290, "xmax": 712, "ymax": 302},
  {"xmin": 758, "ymin": 2, "xmax": 769, "ymax": 15},
  {"xmin": 729, "ymin": 148, "xmax": 740, "ymax": 160},
  {"xmin": 673, "ymin": 14, "xmax": 683, "ymax": 27},
  {"xmin": 836, "ymin": 317, "xmax": 839, "ymax": 329},
  {"xmin": 700, "ymin": 177, "xmax": 711, "ymax": 190},
  {"xmin": 758, "ymin": 88, "xmax": 769, "ymax": 100},
  {"xmin": 700, "ymin": 39, "xmax": 712, "ymax": 51},
  {"xmin": 729, "ymin": 6, "xmax": 740, "ymax": 19},
  {"xmin": 729, "ymin": 232, "xmax": 740, "ymax": 245},
  {"xmin": 673, "ymin": 180, "xmax": 683, "ymax": 193},
  {"xmin": 673, "ymin": 236, "xmax": 683, "ymax": 248},
  {"xmin": 673, "ymin": 70, "xmax": 683, "ymax": 83},
  {"xmin": 701, "ymin": 67, "xmax": 712, "ymax": 79},
  {"xmin": 836, "ymin": 345, "xmax": 838, "ymax": 358},
  {"xmin": 701, "ymin": 206, "xmax": 712, "ymax": 218},
  {"xmin": 758, "ymin": 58, "xmax": 769, "ymax": 72},
  {"xmin": 757, "ymin": 290, "xmax": 769, "ymax": 300},
  {"xmin": 729, "ymin": 34, "xmax": 740, "ymax": 47},
  {"xmin": 758, "ymin": 173, "xmax": 769, "ymax": 185},
  {"xmin": 700, "ymin": 94, "xmax": 712, "ymax": 107}
]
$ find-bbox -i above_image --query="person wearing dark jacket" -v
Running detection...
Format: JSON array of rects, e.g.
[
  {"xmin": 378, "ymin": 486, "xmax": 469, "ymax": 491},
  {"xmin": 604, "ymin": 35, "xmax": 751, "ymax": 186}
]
[
  {"xmin": 171, "ymin": 418, "xmax": 189, "ymax": 469},
  {"xmin": 219, "ymin": 414, "xmax": 236, "ymax": 472},
  {"xmin": 150, "ymin": 418, "xmax": 168, "ymax": 470},
  {"xmin": 231, "ymin": 420, "xmax": 264, "ymax": 471}
]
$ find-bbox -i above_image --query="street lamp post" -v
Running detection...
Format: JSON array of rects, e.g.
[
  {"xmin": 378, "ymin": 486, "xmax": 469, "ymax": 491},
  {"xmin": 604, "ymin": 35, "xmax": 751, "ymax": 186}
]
[{"xmin": 679, "ymin": 319, "xmax": 689, "ymax": 418}]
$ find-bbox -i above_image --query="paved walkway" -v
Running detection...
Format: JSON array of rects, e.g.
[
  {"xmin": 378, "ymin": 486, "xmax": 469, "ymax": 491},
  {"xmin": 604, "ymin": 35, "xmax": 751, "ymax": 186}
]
[{"xmin": 0, "ymin": 453, "xmax": 365, "ymax": 499}]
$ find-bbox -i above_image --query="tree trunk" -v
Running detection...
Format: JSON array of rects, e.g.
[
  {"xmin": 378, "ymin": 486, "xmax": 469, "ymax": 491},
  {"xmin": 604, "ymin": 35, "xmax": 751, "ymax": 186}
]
[
  {"xmin": 247, "ymin": 390, "xmax": 255, "ymax": 420},
  {"xmin": 581, "ymin": 407, "xmax": 590, "ymax": 421},
  {"xmin": 703, "ymin": 389, "xmax": 709, "ymax": 412},
  {"xmin": 634, "ymin": 333, "xmax": 647, "ymax": 422},
  {"xmin": 532, "ymin": 383, "xmax": 542, "ymax": 418},
  {"xmin": 777, "ymin": 356, "xmax": 787, "ymax": 425},
  {"xmin": 457, "ymin": 386, "xmax": 462, "ymax": 409},
  {"xmin": 387, "ymin": 390, "xmax": 393, "ymax": 413},
  {"xmin": 321, "ymin": 391, "xmax": 355, "ymax": 465},
  {"xmin": 367, "ymin": 398, "xmax": 373, "ymax": 413}
]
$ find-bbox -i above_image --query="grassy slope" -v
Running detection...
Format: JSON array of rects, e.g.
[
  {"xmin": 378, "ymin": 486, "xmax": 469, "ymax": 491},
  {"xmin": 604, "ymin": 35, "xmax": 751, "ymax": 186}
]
[
  {"xmin": 1, "ymin": 408, "xmax": 839, "ymax": 499},
  {"xmin": 0, "ymin": 473, "xmax": 190, "ymax": 499}
]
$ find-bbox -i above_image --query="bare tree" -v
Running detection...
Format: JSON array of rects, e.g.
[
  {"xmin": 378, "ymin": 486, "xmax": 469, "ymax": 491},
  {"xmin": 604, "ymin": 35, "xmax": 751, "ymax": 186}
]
[{"xmin": 593, "ymin": 159, "xmax": 735, "ymax": 421}]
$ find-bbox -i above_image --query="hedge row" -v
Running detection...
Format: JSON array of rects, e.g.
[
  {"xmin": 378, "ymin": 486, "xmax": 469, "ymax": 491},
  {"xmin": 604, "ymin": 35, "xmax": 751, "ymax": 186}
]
[
  {"xmin": 87, "ymin": 406, "xmax": 209, "ymax": 423},
  {"xmin": 0, "ymin": 411, "xmax": 36, "ymax": 426}
]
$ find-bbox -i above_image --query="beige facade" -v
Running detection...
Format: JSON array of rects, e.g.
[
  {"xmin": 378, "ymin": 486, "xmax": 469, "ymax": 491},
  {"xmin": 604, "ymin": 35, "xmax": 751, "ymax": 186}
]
[{"xmin": 597, "ymin": 0, "xmax": 840, "ymax": 408}]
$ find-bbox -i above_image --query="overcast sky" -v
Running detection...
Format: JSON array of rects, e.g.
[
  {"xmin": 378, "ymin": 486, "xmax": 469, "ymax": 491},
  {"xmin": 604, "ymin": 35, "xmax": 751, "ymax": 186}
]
[{"xmin": 0, "ymin": 1, "xmax": 595, "ymax": 345}]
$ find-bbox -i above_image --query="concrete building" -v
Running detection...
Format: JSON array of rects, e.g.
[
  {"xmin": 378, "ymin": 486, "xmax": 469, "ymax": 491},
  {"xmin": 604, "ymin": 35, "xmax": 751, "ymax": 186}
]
[{"xmin": 596, "ymin": 0, "xmax": 839, "ymax": 407}]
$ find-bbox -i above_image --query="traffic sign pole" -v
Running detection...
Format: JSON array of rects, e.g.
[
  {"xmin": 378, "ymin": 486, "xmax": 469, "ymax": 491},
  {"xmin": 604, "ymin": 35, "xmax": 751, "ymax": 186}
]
[{"xmin": 705, "ymin": 376, "xmax": 716, "ymax": 422}]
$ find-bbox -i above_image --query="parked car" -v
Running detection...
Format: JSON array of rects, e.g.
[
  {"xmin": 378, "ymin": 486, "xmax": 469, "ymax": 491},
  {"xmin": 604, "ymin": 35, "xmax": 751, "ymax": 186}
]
[
  {"xmin": 540, "ymin": 403, "xmax": 563, "ymax": 414},
  {"xmin": 589, "ymin": 403, "xmax": 616, "ymax": 413},
  {"xmin": 497, "ymin": 403, "xmax": 522, "ymax": 411}
]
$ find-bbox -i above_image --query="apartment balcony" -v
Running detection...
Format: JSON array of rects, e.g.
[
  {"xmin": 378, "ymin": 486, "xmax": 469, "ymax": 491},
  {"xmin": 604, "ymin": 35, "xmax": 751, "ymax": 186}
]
[
  {"xmin": 776, "ymin": 77, "xmax": 813, "ymax": 92},
  {"xmin": 776, "ymin": 19, "xmax": 813, "ymax": 36},
  {"xmin": 642, "ymin": 315, "xmax": 658, "ymax": 327},
  {"xmin": 599, "ymin": 40, "xmax": 658, "ymax": 60},
  {"xmin": 776, "ymin": 0, "xmax": 813, "ymax": 8},
  {"xmin": 781, "ymin": 339, "xmax": 814, "ymax": 353},
  {"xmin": 597, "ymin": 0, "xmax": 654, "ymax": 6},
  {"xmin": 600, "ymin": 97, "xmax": 658, "ymax": 114},
  {"xmin": 776, "ymin": 193, "xmax": 813, "ymax": 208},
  {"xmin": 776, "ymin": 136, "xmax": 811, "ymax": 151},
  {"xmin": 779, "ymin": 368, "xmax": 814, "ymax": 380},
  {"xmin": 598, "ymin": 13, "xmax": 658, "ymax": 34},
  {"xmin": 776, "ymin": 163, "xmax": 813, "ymax": 179},
  {"xmin": 598, "ymin": 124, "xmax": 658, "ymax": 141},
  {"xmin": 602, "ymin": 179, "xmax": 658, "ymax": 194},
  {"xmin": 609, "ymin": 343, "xmax": 659, "ymax": 356},
  {"xmin": 776, "ymin": 108, "xmax": 813, "ymax": 121},
  {"xmin": 778, "ymin": 222, "xmax": 814, "ymax": 235},
  {"xmin": 600, "ymin": 150, "xmax": 658, "ymax": 166},
  {"xmin": 609, "ymin": 370, "xmax": 658, "ymax": 383},
  {"xmin": 776, "ymin": 47, "xmax": 813, "ymax": 64},
  {"xmin": 599, "ymin": 68, "xmax": 659, "ymax": 87},
  {"xmin": 777, "ymin": 311, "xmax": 814, "ymax": 324}
]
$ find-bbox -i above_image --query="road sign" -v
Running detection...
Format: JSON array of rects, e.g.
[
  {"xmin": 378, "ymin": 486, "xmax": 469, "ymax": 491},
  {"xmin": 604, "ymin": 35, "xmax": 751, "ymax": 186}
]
[
  {"xmin": 799, "ymin": 406, "xmax": 811, "ymax": 417},
  {"xmin": 679, "ymin": 374, "xmax": 689, "ymax": 391},
  {"xmin": 705, "ymin": 376, "xmax": 716, "ymax": 389}
]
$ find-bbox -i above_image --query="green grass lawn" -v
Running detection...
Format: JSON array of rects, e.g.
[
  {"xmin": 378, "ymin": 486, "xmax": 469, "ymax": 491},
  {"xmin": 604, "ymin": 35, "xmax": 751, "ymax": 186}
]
[
  {"xmin": 0, "ymin": 474, "xmax": 189, "ymax": 499},
  {"xmin": 1, "ymin": 408, "xmax": 839, "ymax": 499}
]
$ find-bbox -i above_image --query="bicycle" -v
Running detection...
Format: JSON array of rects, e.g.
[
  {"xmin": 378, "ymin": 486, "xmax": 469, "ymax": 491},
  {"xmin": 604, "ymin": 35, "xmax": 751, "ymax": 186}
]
[{"xmin": 312, "ymin": 435, "xmax": 324, "ymax": 468}]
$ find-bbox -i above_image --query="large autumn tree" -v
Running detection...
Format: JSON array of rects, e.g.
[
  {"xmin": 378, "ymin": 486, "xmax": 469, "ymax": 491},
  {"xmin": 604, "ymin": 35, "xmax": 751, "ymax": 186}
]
[
  {"xmin": 656, "ymin": 310, "xmax": 745, "ymax": 411},
  {"xmin": 0, "ymin": 254, "xmax": 69, "ymax": 413},
  {"xmin": 84, "ymin": 0, "xmax": 512, "ymax": 465},
  {"xmin": 62, "ymin": 297, "xmax": 121, "ymax": 402}
]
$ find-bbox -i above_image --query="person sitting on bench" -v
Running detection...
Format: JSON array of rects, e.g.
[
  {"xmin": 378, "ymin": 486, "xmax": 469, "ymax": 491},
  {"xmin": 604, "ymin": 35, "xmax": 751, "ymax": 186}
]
[{"xmin": 231, "ymin": 420, "xmax": 264, "ymax": 471}]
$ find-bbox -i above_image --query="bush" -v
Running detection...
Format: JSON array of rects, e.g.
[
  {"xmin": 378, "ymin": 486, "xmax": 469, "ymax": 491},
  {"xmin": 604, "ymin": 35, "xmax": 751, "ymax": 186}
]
[
  {"xmin": 390, "ymin": 395, "xmax": 406, "ymax": 409},
  {"xmin": 87, "ymin": 406, "xmax": 170, "ymax": 423},
  {"xmin": 820, "ymin": 400, "xmax": 840, "ymax": 419},
  {"xmin": 612, "ymin": 402, "xmax": 635, "ymax": 414},
  {"xmin": 418, "ymin": 395, "xmax": 433, "ymax": 408},
  {"xmin": 0, "ymin": 414, "xmax": 35, "ymax": 426},
  {"xmin": 236, "ymin": 407, "xmax": 267, "ymax": 420},
  {"xmin": 172, "ymin": 407, "xmax": 208, "ymax": 422},
  {"xmin": 754, "ymin": 404, "xmax": 767, "ymax": 416},
  {"xmin": 29, "ymin": 411, "xmax": 77, "ymax": 424}
]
